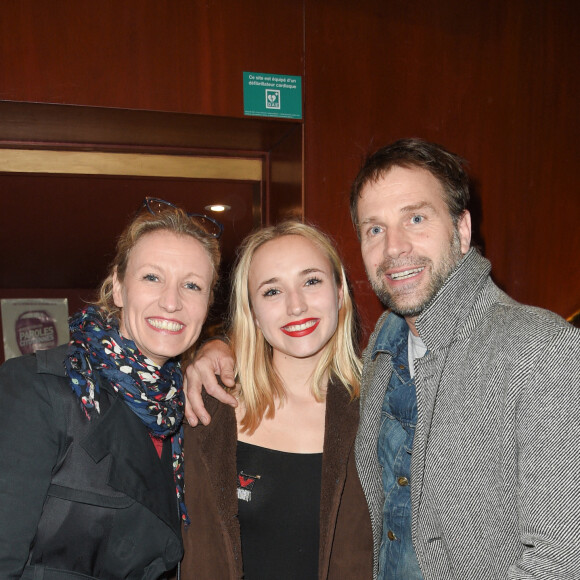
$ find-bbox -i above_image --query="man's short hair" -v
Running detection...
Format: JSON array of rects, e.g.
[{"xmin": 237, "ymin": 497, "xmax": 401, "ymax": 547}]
[{"xmin": 350, "ymin": 138, "xmax": 470, "ymax": 237}]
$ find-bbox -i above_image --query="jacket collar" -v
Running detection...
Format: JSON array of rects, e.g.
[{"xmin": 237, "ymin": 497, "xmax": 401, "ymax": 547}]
[
  {"xmin": 35, "ymin": 343, "xmax": 69, "ymax": 376},
  {"xmin": 414, "ymin": 248, "xmax": 491, "ymax": 351},
  {"xmin": 195, "ymin": 396, "xmax": 239, "ymax": 525},
  {"xmin": 409, "ymin": 250, "xmax": 492, "ymax": 521},
  {"xmin": 367, "ymin": 249, "xmax": 491, "ymax": 357},
  {"xmin": 370, "ymin": 310, "xmax": 409, "ymax": 360}
]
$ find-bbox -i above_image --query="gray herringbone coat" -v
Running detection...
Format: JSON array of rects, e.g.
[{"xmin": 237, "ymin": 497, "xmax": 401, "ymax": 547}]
[{"xmin": 355, "ymin": 249, "xmax": 580, "ymax": 579}]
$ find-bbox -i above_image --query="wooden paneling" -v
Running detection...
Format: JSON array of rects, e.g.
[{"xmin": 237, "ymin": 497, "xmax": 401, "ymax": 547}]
[
  {"xmin": 303, "ymin": 0, "xmax": 580, "ymax": 337},
  {"xmin": 0, "ymin": 149, "xmax": 262, "ymax": 180},
  {"xmin": 268, "ymin": 125, "xmax": 303, "ymax": 224},
  {"xmin": 1, "ymin": 0, "xmax": 578, "ymax": 348},
  {"xmin": 0, "ymin": 0, "xmax": 304, "ymax": 116},
  {"xmin": 0, "ymin": 101, "xmax": 301, "ymax": 152}
]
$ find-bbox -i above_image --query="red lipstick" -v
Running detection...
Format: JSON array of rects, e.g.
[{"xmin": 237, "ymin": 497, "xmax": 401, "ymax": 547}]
[{"xmin": 281, "ymin": 318, "xmax": 320, "ymax": 337}]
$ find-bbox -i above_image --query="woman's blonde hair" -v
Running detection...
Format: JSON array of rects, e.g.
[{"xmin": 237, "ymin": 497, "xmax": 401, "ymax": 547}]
[
  {"xmin": 230, "ymin": 221, "xmax": 361, "ymax": 433},
  {"xmin": 95, "ymin": 205, "xmax": 221, "ymax": 322}
]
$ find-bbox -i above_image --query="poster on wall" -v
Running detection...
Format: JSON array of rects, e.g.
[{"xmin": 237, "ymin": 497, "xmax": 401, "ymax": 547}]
[{"xmin": 1, "ymin": 298, "xmax": 69, "ymax": 360}]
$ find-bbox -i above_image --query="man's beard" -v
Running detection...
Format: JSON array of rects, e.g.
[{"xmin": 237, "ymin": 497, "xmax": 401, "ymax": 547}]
[{"xmin": 369, "ymin": 228, "xmax": 464, "ymax": 318}]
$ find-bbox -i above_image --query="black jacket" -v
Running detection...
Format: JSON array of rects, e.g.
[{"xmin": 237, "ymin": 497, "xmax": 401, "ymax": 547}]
[{"xmin": 0, "ymin": 345, "xmax": 183, "ymax": 579}]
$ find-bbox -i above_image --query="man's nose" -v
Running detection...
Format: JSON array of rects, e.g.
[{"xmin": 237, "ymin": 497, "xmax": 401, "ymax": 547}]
[{"xmin": 383, "ymin": 227, "xmax": 412, "ymax": 259}]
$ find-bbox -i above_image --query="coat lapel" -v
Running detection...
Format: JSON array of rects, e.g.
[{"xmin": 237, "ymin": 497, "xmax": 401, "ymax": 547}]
[
  {"xmin": 196, "ymin": 398, "xmax": 239, "ymax": 526},
  {"xmin": 319, "ymin": 381, "xmax": 359, "ymax": 574},
  {"xmin": 355, "ymin": 311, "xmax": 393, "ymax": 574},
  {"xmin": 81, "ymin": 395, "xmax": 180, "ymax": 536},
  {"xmin": 411, "ymin": 347, "xmax": 447, "ymax": 531},
  {"xmin": 411, "ymin": 251, "xmax": 493, "ymax": 537}
]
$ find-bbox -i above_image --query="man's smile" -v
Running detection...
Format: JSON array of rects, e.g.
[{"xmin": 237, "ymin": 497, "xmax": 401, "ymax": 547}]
[{"xmin": 387, "ymin": 267, "xmax": 425, "ymax": 281}]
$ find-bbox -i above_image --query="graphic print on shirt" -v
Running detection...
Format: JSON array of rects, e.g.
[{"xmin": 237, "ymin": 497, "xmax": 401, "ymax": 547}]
[{"xmin": 237, "ymin": 470, "xmax": 261, "ymax": 501}]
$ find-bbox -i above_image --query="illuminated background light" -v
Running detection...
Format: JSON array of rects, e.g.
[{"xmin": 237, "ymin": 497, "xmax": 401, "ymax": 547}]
[{"xmin": 205, "ymin": 204, "xmax": 231, "ymax": 212}]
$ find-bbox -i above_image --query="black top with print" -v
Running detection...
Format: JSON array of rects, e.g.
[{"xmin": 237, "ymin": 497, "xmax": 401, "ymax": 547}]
[{"xmin": 236, "ymin": 440, "xmax": 323, "ymax": 580}]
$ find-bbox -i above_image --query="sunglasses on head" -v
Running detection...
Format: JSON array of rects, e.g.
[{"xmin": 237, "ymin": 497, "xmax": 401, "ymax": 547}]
[{"xmin": 141, "ymin": 197, "xmax": 224, "ymax": 239}]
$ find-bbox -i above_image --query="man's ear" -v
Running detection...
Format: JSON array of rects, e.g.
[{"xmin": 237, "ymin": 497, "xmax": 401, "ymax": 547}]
[
  {"xmin": 112, "ymin": 268, "xmax": 124, "ymax": 308},
  {"xmin": 458, "ymin": 210, "xmax": 472, "ymax": 254}
]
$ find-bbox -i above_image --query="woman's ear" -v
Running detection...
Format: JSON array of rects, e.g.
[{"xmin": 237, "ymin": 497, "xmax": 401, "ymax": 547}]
[
  {"xmin": 337, "ymin": 284, "xmax": 344, "ymax": 311},
  {"xmin": 112, "ymin": 268, "xmax": 124, "ymax": 308}
]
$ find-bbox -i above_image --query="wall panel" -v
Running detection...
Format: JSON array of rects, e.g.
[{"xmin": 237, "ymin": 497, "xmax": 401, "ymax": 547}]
[
  {"xmin": 1, "ymin": 0, "xmax": 578, "ymax": 347},
  {"xmin": 0, "ymin": 0, "xmax": 304, "ymax": 116},
  {"xmin": 303, "ymin": 0, "xmax": 580, "ymax": 337}
]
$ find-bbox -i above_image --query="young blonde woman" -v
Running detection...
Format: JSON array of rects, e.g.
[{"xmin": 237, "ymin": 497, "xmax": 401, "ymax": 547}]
[{"xmin": 181, "ymin": 222, "xmax": 372, "ymax": 579}]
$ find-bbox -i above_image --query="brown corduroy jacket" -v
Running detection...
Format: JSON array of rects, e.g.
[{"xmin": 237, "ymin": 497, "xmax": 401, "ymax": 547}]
[{"xmin": 180, "ymin": 380, "xmax": 373, "ymax": 579}]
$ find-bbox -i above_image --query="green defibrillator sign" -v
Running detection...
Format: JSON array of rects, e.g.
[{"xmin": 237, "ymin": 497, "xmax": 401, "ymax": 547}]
[{"xmin": 243, "ymin": 72, "xmax": 302, "ymax": 119}]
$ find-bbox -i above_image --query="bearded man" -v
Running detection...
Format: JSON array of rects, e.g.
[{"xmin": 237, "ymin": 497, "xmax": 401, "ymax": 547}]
[{"xmin": 351, "ymin": 138, "xmax": 580, "ymax": 580}]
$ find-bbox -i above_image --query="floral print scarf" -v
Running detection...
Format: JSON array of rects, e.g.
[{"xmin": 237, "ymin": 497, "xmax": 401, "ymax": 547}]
[{"xmin": 65, "ymin": 306, "xmax": 189, "ymax": 523}]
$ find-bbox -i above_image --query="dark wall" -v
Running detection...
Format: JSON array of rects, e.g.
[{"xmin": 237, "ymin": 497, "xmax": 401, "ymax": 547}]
[
  {"xmin": 1, "ymin": 0, "xmax": 578, "ymax": 343},
  {"xmin": 303, "ymin": 0, "xmax": 580, "ymax": 335}
]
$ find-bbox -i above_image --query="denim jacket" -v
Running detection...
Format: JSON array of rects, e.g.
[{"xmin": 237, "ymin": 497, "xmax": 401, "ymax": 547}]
[{"xmin": 373, "ymin": 314, "xmax": 423, "ymax": 580}]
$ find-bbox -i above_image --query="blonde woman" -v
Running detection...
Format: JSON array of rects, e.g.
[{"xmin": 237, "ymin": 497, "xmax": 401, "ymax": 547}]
[{"xmin": 181, "ymin": 222, "xmax": 372, "ymax": 579}]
